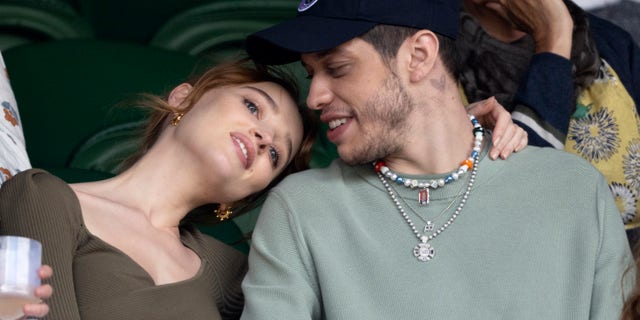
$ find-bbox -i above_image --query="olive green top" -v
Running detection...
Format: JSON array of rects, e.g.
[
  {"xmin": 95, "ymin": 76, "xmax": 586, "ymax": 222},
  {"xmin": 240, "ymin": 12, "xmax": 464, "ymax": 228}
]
[{"xmin": 0, "ymin": 169, "xmax": 246, "ymax": 320}]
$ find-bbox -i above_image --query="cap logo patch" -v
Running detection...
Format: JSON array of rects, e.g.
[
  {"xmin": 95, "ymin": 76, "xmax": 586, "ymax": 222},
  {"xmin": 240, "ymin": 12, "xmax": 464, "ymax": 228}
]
[{"xmin": 298, "ymin": 0, "xmax": 318, "ymax": 12}]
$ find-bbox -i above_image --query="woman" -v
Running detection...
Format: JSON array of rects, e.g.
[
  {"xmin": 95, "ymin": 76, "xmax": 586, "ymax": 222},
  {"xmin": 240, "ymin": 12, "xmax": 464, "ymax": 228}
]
[
  {"xmin": 0, "ymin": 59, "xmax": 316, "ymax": 319},
  {"xmin": 458, "ymin": 0, "xmax": 640, "ymax": 238}
]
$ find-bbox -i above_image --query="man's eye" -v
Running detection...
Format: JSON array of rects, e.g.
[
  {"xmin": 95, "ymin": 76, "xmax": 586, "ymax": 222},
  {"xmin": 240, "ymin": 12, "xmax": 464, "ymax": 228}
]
[
  {"xmin": 327, "ymin": 65, "xmax": 347, "ymax": 78},
  {"xmin": 244, "ymin": 99, "xmax": 259, "ymax": 115}
]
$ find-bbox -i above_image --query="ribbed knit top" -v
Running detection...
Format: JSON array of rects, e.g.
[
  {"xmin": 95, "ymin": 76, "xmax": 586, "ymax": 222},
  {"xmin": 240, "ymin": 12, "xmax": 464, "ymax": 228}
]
[{"xmin": 0, "ymin": 169, "xmax": 246, "ymax": 320}]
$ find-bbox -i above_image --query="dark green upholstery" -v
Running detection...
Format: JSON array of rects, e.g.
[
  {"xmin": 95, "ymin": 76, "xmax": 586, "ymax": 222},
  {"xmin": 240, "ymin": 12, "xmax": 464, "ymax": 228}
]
[
  {"xmin": 77, "ymin": 0, "xmax": 208, "ymax": 43},
  {"xmin": 68, "ymin": 120, "xmax": 145, "ymax": 174},
  {"xmin": 3, "ymin": 39, "xmax": 198, "ymax": 172},
  {"xmin": 0, "ymin": 0, "xmax": 92, "ymax": 50},
  {"xmin": 150, "ymin": 0, "xmax": 298, "ymax": 59}
]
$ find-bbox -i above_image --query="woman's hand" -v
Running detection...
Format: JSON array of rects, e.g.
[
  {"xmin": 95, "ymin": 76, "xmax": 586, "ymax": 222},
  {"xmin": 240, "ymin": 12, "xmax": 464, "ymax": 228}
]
[
  {"xmin": 466, "ymin": 97, "xmax": 528, "ymax": 160},
  {"xmin": 22, "ymin": 265, "xmax": 52, "ymax": 318},
  {"xmin": 483, "ymin": 0, "xmax": 573, "ymax": 58}
]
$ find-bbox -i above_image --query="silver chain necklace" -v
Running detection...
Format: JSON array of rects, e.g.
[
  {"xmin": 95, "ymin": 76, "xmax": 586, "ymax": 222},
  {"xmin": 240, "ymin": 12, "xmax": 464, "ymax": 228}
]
[
  {"xmin": 376, "ymin": 155, "xmax": 479, "ymax": 262},
  {"xmin": 389, "ymin": 179, "xmax": 465, "ymax": 232}
]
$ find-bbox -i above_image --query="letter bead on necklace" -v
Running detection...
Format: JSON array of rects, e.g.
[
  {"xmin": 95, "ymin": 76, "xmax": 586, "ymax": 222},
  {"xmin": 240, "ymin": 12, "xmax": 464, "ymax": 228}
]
[
  {"xmin": 373, "ymin": 115, "xmax": 484, "ymax": 206},
  {"xmin": 374, "ymin": 114, "xmax": 485, "ymax": 262}
]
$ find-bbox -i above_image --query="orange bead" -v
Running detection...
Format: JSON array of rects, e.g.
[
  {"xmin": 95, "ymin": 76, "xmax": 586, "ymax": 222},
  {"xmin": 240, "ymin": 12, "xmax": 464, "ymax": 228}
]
[{"xmin": 462, "ymin": 159, "xmax": 473, "ymax": 169}]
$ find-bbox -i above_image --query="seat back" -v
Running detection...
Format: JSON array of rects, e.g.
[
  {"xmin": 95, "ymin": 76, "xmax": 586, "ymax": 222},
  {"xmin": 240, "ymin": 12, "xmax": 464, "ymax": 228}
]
[
  {"xmin": 150, "ymin": 0, "xmax": 298, "ymax": 60},
  {"xmin": 0, "ymin": 0, "xmax": 92, "ymax": 50},
  {"xmin": 3, "ymin": 39, "xmax": 198, "ymax": 172}
]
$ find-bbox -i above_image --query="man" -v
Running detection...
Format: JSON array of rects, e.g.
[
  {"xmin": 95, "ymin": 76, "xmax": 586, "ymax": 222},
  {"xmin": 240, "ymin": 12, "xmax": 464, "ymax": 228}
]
[{"xmin": 241, "ymin": 0, "xmax": 633, "ymax": 319}]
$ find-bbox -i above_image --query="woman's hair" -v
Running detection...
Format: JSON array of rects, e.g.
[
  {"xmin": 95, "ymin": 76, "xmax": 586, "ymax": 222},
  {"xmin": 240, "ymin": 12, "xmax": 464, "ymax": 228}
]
[
  {"xmin": 120, "ymin": 58, "xmax": 317, "ymax": 224},
  {"xmin": 359, "ymin": 24, "xmax": 460, "ymax": 78}
]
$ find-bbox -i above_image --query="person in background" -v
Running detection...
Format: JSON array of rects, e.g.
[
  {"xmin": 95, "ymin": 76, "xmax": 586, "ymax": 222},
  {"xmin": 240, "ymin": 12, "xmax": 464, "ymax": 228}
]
[
  {"xmin": 457, "ymin": 0, "xmax": 640, "ymax": 239},
  {"xmin": 239, "ymin": 0, "xmax": 633, "ymax": 318},
  {"xmin": 589, "ymin": 0, "xmax": 640, "ymax": 44},
  {"xmin": 0, "ymin": 59, "xmax": 316, "ymax": 320},
  {"xmin": 0, "ymin": 51, "xmax": 30, "ymax": 184}
]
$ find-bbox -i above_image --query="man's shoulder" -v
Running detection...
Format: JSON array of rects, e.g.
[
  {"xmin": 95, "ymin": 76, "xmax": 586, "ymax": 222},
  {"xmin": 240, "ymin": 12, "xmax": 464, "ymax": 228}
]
[{"xmin": 507, "ymin": 146, "xmax": 602, "ymax": 177}]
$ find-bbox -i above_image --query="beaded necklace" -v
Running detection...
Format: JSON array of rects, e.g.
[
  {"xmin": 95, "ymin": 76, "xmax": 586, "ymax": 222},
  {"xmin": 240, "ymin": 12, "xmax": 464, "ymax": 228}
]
[
  {"xmin": 374, "ymin": 114, "xmax": 485, "ymax": 262},
  {"xmin": 373, "ymin": 115, "xmax": 484, "ymax": 206}
]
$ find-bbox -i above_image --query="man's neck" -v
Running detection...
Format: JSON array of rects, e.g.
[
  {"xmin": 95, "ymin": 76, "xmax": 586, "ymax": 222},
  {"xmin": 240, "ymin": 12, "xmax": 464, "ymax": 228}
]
[{"xmin": 382, "ymin": 106, "xmax": 476, "ymax": 176}]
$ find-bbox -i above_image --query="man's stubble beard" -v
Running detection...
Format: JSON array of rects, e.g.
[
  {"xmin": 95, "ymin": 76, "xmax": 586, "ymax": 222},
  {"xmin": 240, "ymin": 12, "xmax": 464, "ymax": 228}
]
[{"xmin": 339, "ymin": 73, "xmax": 415, "ymax": 165}]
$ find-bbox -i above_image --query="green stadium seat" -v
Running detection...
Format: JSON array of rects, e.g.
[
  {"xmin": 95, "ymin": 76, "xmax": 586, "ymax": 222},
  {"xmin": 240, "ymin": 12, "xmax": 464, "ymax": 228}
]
[
  {"xmin": 150, "ymin": 0, "xmax": 297, "ymax": 59},
  {"xmin": 2, "ymin": 39, "xmax": 199, "ymax": 174},
  {"xmin": 68, "ymin": 120, "xmax": 145, "ymax": 174},
  {"xmin": 0, "ymin": 0, "xmax": 92, "ymax": 50},
  {"xmin": 76, "ymin": 0, "xmax": 207, "ymax": 44}
]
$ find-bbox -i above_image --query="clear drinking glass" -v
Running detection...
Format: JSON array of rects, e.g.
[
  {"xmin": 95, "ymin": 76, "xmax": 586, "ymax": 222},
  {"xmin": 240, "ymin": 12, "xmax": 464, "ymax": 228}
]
[{"xmin": 0, "ymin": 236, "xmax": 41, "ymax": 320}]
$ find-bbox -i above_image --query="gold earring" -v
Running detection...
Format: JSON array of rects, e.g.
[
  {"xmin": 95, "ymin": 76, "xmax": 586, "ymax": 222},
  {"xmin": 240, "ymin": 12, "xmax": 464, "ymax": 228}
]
[
  {"xmin": 215, "ymin": 205, "xmax": 233, "ymax": 221},
  {"xmin": 170, "ymin": 113, "xmax": 184, "ymax": 126}
]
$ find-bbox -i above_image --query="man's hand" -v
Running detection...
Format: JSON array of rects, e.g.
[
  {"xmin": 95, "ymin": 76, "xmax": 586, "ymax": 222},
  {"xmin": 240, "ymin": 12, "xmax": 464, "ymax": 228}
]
[{"xmin": 467, "ymin": 97, "xmax": 528, "ymax": 160}]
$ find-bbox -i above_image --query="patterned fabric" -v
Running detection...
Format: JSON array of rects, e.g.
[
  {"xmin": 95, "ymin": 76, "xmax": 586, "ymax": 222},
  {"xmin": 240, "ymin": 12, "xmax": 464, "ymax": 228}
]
[
  {"xmin": 565, "ymin": 59, "xmax": 640, "ymax": 228},
  {"xmin": 0, "ymin": 51, "xmax": 30, "ymax": 185}
]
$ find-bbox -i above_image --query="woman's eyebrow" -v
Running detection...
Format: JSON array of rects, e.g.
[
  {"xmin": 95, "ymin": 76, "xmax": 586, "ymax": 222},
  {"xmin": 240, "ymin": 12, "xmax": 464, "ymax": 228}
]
[{"xmin": 243, "ymin": 85, "xmax": 278, "ymax": 112}]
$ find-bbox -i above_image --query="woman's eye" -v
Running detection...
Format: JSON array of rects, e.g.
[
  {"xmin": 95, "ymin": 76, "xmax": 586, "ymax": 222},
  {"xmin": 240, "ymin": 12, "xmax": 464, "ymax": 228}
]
[
  {"xmin": 269, "ymin": 147, "xmax": 280, "ymax": 167},
  {"xmin": 244, "ymin": 99, "xmax": 259, "ymax": 115}
]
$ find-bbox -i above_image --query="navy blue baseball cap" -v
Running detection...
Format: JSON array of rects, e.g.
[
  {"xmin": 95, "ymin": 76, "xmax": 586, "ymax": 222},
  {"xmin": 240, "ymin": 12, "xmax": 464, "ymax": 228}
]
[{"xmin": 246, "ymin": 0, "xmax": 461, "ymax": 65}]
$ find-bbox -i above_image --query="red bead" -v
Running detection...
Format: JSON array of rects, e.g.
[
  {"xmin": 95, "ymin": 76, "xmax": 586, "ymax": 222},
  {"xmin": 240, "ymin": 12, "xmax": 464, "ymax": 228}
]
[{"xmin": 374, "ymin": 161, "xmax": 385, "ymax": 172}]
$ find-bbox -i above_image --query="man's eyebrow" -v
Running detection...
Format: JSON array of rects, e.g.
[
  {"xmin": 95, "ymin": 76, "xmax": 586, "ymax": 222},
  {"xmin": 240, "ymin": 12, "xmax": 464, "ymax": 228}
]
[
  {"xmin": 300, "ymin": 46, "xmax": 345, "ymax": 68},
  {"xmin": 243, "ymin": 85, "xmax": 278, "ymax": 111}
]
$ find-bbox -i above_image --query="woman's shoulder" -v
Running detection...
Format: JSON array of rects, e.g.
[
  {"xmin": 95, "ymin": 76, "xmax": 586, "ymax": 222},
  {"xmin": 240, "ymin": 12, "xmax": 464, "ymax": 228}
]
[
  {"xmin": 1, "ymin": 168, "xmax": 72, "ymax": 199},
  {"xmin": 0, "ymin": 168, "xmax": 80, "ymax": 218}
]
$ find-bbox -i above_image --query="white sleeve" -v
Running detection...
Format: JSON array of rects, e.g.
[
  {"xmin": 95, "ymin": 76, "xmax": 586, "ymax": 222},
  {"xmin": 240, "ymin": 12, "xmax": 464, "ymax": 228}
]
[{"xmin": 0, "ymin": 51, "xmax": 31, "ymax": 185}]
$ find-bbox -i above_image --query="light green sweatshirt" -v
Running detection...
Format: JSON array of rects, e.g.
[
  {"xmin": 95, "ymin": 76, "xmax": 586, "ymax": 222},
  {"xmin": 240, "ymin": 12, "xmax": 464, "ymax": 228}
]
[{"xmin": 242, "ymin": 146, "xmax": 634, "ymax": 320}]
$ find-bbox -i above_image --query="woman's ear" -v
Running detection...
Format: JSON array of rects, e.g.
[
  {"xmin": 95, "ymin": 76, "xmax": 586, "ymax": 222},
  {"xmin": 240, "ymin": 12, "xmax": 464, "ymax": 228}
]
[
  {"xmin": 407, "ymin": 30, "xmax": 439, "ymax": 83},
  {"xmin": 168, "ymin": 83, "xmax": 193, "ymax": 108}
]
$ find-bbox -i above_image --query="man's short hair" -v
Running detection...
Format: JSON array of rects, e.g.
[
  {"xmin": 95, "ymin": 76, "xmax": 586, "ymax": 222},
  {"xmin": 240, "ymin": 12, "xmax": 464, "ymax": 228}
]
[{"xmin": 359, "ymin": 25, "xmax": 460, "ymax": 79}]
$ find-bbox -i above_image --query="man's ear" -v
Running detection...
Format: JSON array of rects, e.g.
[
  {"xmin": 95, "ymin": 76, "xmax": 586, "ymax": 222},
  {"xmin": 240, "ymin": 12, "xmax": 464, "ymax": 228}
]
[
  {"xmin": 407, "ymin": 30, "xmax": 439, "ymax": 83},
  {"xmin": 168, "ymin": 83, "xmax": 192, "ymax": 108}
]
